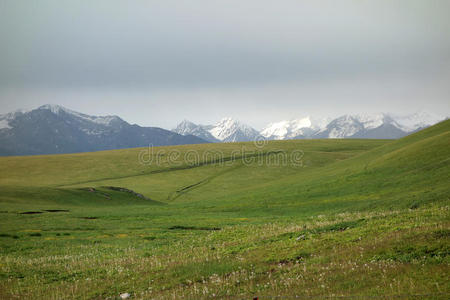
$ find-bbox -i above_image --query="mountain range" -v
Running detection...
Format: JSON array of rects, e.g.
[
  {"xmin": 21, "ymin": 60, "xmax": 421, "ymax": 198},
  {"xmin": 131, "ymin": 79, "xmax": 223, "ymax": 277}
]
[
  {"xmin": 174, "ymin": 118, "xmax": 263, "ymax": 143},
  {"xmin": 0, "ymin": 105, "xmax": 206, "ymax": 156},
  {"xmin": 174, "ymin": 112, "xmax": 446, "ymax": 142},
  {"xmin": 0, "ymin": 105, "xmax": 446, "ymax": 156}
]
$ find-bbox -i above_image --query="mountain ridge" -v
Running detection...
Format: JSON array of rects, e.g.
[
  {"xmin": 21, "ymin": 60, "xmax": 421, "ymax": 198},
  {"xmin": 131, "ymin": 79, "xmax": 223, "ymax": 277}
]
[
  {"xmin": 0, "ymin": 105, "xmax": 207, "ymax": 156},
  {"xmin": 173, "ymin": 117, "xmax": 263, "ymax": 143},
  {"xmin": 0, "ymin": 105, "xmax": 446, "ymax": 156},
  {"xmin": 174, "ymin": 112, "xmax": 446, "ymax": 142}
]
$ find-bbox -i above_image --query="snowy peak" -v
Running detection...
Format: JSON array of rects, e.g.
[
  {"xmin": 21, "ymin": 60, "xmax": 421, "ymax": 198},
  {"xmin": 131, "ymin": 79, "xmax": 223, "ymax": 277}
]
[
  {"xmin": 209, "ymin": 118, "xmax": 237, "ymax": 140},
  {"xmin": 174, "ymin": 117, "xmax": 262, "ymax": 143},
  {"xmin": 174, "ymin": 112, "xmax": 446, "ymax": 142},
  {"xmin": 174, "ymin": 120, "xmax": 199, "ymax": 135},
  {"xmin": 262, "ymin": 112, "xmax": 446, "ymax": 140},
  {"xmin": 261, "ymin": 117, "xmax": 313, "ymax": 140},
  {"xmin": 323, "ymin": 115, "xmax": 364, "ymax": 138},
  {"xmin": 38, "ymin": 104, "xmax": 123, "ymax": 126},
  {"xmin": 354, "ymin": 113, "xmax": 386, "ymax": 130},
  {"xmin": 315, "ymin": 112, "xmax": 445, "ymax": 139},
  {"xmin": 1, "ymin": 104, "xmax": 127, "ymax": 136},
  {"xmin": 318, "ymin": 114, "xmax": 395, "ymax": 139},
  {"xmin": 291, "ymin": 117, "xmax": 313, "ymax": 130},
  {"xmin": 209, "ymin": 117, "xmax": 262, "ymax": 142},
  {"xmin": 38, "ymin": 104, "xmax": 67, "ymax": 114},
  {"xmin": 0, "ymin": 110, "xmax": 26, "ymax": 130},
  {"xmin": 260, "ymin": 120, "xmax": 292, "ymax": 140},
  {"xmin": 0, "ymin": 105, "xmax": 208, "ymax": 156},
  {"xmin": 391, "ymin": 111, "xmax": 444, "ymax": 132},
  {"xmin": 261, "ymin": 116, "xmax": 330, "ymax": 140},
  {"xmin": 173, "ymin": 120, "xmax": 219, "ymax": 142},
  {"xmin": 350, "ymin": 113, "xmax": 403, "ymax": 131},
  {"xmin": 210, "ymin": 118, "xmax": 243, "ymax": 140}
]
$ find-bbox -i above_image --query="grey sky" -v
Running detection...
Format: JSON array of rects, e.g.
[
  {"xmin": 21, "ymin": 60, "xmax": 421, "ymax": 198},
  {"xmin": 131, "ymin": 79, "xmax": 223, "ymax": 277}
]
[{"xmin": 1, "ymin": 0, "xmax": 449, "ymax": 129}]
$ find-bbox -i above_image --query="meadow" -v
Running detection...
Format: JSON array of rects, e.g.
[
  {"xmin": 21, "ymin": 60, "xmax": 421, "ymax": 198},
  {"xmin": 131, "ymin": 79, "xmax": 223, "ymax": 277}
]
[{"xmin": 0, "ymin": 120, "xmax": 449, "ymax": 299}]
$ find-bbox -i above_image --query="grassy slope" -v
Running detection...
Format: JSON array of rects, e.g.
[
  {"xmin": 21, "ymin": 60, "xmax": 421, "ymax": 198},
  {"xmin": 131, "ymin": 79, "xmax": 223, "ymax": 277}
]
[{"xmin": 0, "ymin": 121, "xmax": 449, "ymax": 299}]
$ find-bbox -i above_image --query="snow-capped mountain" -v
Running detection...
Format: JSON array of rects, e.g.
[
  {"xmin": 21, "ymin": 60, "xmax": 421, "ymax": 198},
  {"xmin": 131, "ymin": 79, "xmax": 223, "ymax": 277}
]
[
  {"xmin": 173, "ymin": 120, "xmax": 219, "ymax": 142},
  {"xmin": 311, "ymin": 112, "xmax": 444, "ymax": 139},
  {"xmin": 391, "ymin": 112, "xmax": 444, "ymax": 132},
  {"xmin": 4, "ymin": 105, "xmax": 444, "ymax": 156},
  {"xmin": 260, "ymin": 116, "xmax": 331, "ymax": 140},
  {"xmin": 0, "ymin": 105, "xmax": 207, "ymax": 156},
  {"xmin": 314, "ymin": 115, "xmax": 365, "ymax": 138},
  {"xmin": 0, "ymin": 110, "xmax": 26, "ymax": 130},
  {"xmin": 210, "ymin": 118, "xmax": 263, "ymax": 142},
  {"xmin": 39, "ymin": 104, "xmax": 122, "ymax": 127},
  {"xmin": 174, "ymin": 112, "xmax": 446, "ymax": 143},
  {"xmin": 174, "ymin": 118, "xmax": 263, "ymax": 143},
  {"xmin": 314, "ymin": 114, "xmax": 400, "ymax": 139}
]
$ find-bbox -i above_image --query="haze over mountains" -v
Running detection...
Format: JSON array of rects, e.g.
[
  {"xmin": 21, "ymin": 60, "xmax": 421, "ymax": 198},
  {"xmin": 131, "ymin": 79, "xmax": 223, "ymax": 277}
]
[{"xmin": 0, "ymin": 104, "xmax": 446, "ymax": 156}]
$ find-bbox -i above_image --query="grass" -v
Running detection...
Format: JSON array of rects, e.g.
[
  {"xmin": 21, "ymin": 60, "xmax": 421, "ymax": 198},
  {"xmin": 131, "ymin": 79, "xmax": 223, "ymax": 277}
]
[{"xmin": 0, "ymin": 120, "xmax": 449, "ymax": 299}]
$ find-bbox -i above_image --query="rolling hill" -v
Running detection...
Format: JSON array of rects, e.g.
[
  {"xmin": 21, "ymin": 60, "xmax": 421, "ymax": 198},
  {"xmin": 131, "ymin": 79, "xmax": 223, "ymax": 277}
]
[{"xmin": 0, "ymin": 120, "xmax": 448, "ymax": 299}]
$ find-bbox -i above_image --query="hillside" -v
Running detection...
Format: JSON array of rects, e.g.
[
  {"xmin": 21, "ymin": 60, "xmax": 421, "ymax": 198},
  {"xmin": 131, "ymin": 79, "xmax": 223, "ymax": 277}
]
[{"xmin": 0, "ymin": 120, "xmax": 448, "ymax": 299}]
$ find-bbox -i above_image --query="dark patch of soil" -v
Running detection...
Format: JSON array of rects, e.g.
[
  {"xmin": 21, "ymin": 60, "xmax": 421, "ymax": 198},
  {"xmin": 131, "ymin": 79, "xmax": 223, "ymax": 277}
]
[
  {"xmin": 0, "ymin": 233, "xmax": 19, "ymax": 239},
  {"xmin": 19, "ymin": 211, "xmax": 43, "ymax": 215},
  {"xmin": 44, "ymin": 209, "xmax": 70, "ymax": 213},
  {"xmin": 29, "ymin": 233, "xmax": 42, "ymax": 237}
]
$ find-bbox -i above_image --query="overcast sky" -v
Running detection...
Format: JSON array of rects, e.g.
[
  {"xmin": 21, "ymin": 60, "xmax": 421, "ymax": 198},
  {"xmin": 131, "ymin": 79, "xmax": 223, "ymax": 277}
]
[{"xmin": 1, "ymin": 0, "xmax": 449, "ymax": 129}]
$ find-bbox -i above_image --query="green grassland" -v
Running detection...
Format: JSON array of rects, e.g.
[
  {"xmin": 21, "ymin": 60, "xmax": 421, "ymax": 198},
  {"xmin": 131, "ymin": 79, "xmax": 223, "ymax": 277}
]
[{"xmin": 0, "ymin": 120, "xmax": 449, "ymax": 299}]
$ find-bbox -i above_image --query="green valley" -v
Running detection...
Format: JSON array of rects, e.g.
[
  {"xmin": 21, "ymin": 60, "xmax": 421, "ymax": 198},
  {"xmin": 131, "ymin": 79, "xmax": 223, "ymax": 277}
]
[{"xmin": 0, "ymin": 120, "xmax": 449, "ymax": 299}]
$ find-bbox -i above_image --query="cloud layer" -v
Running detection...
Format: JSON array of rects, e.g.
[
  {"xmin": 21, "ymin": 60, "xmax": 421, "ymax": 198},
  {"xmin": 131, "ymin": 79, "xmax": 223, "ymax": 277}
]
[{"xmin": 1, "ymin": 0, "xmax": 449, "ymax": 128}]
